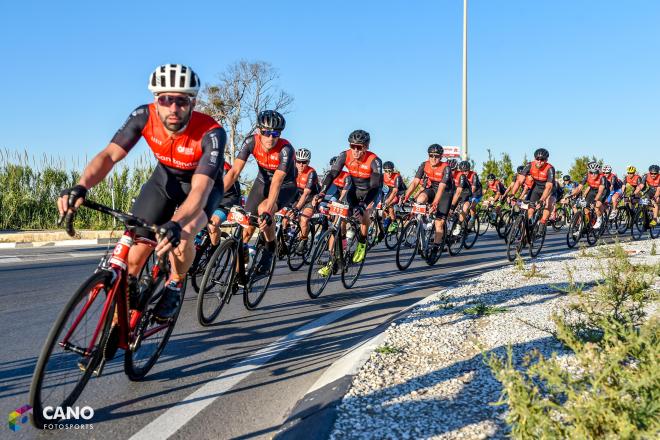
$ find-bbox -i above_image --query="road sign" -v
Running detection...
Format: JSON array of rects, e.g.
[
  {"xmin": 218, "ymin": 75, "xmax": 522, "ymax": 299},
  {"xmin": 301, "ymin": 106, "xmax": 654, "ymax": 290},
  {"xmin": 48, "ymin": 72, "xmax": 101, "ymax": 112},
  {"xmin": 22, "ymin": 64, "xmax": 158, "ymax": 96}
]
[{"xmin": 442, "ymin": 146, "xmax": 461, "ymax": 158}]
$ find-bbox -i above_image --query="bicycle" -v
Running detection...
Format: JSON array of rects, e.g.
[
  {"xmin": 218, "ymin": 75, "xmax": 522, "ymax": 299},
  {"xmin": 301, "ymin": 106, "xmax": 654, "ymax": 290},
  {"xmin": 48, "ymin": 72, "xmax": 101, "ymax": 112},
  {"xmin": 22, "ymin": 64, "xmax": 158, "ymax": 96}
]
[
  {"xmin": 613, "ymin": 196, "xmax": 636, "ymax": 235},
  {"xmin": 549, "ymin": 200, "xmax": 570, "ymax": 231},
  {"xmin": 196, "ymin": 206, "xmax": 277, "ymax": 326},
  {"xmin": 384, "ymin": 203, "xmax": 408, "ymax": 250},
  {"xmin": 30, "ymin": 200, "xmax": 184, "ymax": 429},
  {"xmin": 189, "ymin": 226, "xmax": 229, "ymax": 293},
  {"xmin": 566, "ymin": 198, "xmax": 600, "ymax": 248},
  {"xmin": 395, "ymin": 203, "xmax": 444, "ymax": 270},
  {"xmin": 631, "ymin": 197, "xmax": 660, "ymax": 240},
  {"xmin": 306, "ymin": 201, "xmax": 367, "ymax": 299},
  {"xmin": 366, "ymin": 202, "xmax": 385, "ymax": 250},
  {"xmin": 506, "ymin": 200, "xmax": 546, "ymax": 261},
  {"xmin": 274, "ymin": 207, "xmax": 315, "ymax": 272}
]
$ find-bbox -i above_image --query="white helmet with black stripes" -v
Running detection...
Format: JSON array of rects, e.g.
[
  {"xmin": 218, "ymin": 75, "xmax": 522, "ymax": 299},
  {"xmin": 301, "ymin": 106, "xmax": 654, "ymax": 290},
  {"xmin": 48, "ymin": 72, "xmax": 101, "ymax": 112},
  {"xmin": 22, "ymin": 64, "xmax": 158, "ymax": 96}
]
[
  {"xmin": 148, "ymin": 64, "xmax": 201, "ymax": 97},
  {"xmin": 295, "ymin": 148, "xmax": 311, "ymax": 162}
]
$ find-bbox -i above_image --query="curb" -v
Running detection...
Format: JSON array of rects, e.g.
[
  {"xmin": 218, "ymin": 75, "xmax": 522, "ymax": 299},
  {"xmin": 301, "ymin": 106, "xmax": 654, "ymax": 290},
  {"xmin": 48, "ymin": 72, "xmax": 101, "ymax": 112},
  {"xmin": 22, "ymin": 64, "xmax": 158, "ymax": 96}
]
[
  {"xmin": 274, "ymin": 292, "xmax": 442, "ymax": 440},
  {"xmin": 0, "ymin": 238, "xmax": 117, "ymax": 249}
]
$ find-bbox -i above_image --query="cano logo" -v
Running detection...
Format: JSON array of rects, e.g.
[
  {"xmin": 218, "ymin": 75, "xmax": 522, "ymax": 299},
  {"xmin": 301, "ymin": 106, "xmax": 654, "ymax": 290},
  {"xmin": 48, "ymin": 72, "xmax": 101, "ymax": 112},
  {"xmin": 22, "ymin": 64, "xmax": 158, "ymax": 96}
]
[{"xmin": 8, "ymin": 405, "xmax": 32, "ymax": 432}]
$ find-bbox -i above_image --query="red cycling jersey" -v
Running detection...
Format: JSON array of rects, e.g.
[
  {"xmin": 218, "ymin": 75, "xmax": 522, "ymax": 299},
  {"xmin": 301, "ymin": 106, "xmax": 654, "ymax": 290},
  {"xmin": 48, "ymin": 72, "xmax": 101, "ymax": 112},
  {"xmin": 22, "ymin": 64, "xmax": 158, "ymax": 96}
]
[
  {"xmin": 644, "ymin": 173, "xmax": 660, "ymax": 188},
  {"xmin": 252, "ymin": 135, "xmax": 292, "ymax": 171},
  {"xmin": 528, "ymin": 160, "xmax": 553, "ymax": 183},
  {"xmin": 333, "ymin": 170, "xmax": 349, "ymax": 188},
  {"xmin": 423, "ymin": 161, "xmax": 448, "ymax": 184},
  {"xmin": 345, "ymin": 149, "xmax": 377, "ymax": 179},
  {"xmin": 142, "ymin": 103, "xmax": 221, "ymax": 171},
  {"xmin": 626, "ymin": 174, "xmax": 641, "ymax": 187},
  {"xmin": 587, "ymin": 173, "xmax": 604, "ymax": 189},
  {"xmin": 384, "ymin": 171, "xmax": 401, "ymax": 188},
  {"xmin": 296, "ymin": 165, "xmax": 317, "ymax": 190}
]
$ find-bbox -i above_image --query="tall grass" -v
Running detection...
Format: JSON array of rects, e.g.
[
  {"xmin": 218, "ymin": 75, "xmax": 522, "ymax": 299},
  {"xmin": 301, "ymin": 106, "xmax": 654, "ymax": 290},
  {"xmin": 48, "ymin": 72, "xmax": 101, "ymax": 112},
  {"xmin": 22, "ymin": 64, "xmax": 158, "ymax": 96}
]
[{"xmin": 0, "ymin": 149, "xmax": 154, "ymax": 230}]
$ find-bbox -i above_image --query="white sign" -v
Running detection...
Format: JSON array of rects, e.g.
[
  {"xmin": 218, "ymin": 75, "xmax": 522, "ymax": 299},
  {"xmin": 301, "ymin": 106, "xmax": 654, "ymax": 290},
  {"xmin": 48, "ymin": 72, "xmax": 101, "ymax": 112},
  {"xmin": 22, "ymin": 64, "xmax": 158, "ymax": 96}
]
[{"xmin": 442, "ymin": 145, "xmax": 461, "ymax": 158}]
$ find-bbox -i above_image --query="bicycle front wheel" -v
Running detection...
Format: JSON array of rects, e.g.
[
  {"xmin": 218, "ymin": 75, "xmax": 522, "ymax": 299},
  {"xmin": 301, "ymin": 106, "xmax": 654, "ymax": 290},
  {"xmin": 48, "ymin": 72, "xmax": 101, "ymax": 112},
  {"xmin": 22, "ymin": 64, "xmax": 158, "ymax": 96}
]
[
  {"xmin": 463, "ymin": 216, "xmax": 479, "ymax": 249},
  {"xmin": 506, "ymin": 216, "xmax": 525, "ymax": 262},
  {"xmin": 307, "ymin": 229, "xmax": 334, "ymax": 299},
  {"xmin": 30, "ymin": 271, "xmax": 115, "ymax": 429},
  {"xmin": 631, "ymin": 209, "xmax": 645, "ymax": 240},
  {"xmin": 566, "ymin": 212, "xmax": 583, "ymax": 248},
  {"xmin": 243, "ymin": 238, "xmax": 276, "ymax": 310},
  {"xmin": 196, "ymin": 238, "xmax": 237, "ymax": 326},
  {"xmin": 529, "ymin": 222, "xmax": 547, "ymax": 258},
  {"xmin": 395, "ymin": 219, "xmax": 419, "ymax": 271},
  {"xmin": 616, "ymin": 206, "xmax": 631, "ymax": 234},
  {"xmin": 342, "ymin": 221, "xmax": 366, "ymax": 289},
  {"xmin": 477, "ymin": 209, "xmax": 490, "ymax": 236}
]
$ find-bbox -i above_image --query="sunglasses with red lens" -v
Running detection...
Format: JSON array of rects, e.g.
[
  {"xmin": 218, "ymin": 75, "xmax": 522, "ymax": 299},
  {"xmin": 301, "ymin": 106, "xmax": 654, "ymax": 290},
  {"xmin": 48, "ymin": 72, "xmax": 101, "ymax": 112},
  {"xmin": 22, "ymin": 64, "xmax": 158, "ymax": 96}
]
[
  {"xmin": 261, "ymin": 129, "xmax": 281, "ymax": 138},
  {"xmin": 349, "ymin": 143, "xmax": 365, "ymax": 150},
  {"xmin": 157, "ymin": 95, "xmax": 192, "ymax": 107},
  {"xmin": 428, "ymin": 154, "xmax": 441, "ymax": 159}
]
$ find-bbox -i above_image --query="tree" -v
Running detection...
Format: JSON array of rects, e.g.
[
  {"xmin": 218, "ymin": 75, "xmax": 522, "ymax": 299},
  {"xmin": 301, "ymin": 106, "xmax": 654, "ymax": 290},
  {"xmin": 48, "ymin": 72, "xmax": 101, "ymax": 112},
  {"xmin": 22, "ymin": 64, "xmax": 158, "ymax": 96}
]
[
  {"xmin": 499, "ymin": 153, "xmax": 515, "ymax": 185},
  {"xmin": 480, "ymin": 149, "xmax": 500, "ymax": 182},
  {"xmin": 197, "ymin": 61, "xmax": 294, "ymax": 164},
  {"xmin": 568, "ymin": 156, "xmax": 603, "ymax": 181}
]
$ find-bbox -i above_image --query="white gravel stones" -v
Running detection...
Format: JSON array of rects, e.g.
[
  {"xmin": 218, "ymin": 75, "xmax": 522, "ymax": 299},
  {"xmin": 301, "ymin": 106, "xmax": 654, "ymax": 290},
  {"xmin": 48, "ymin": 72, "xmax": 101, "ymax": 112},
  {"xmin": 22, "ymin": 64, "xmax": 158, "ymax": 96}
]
[{"xmin": 329, "ymin": 240, "xmax": 659, "ymax": 440}]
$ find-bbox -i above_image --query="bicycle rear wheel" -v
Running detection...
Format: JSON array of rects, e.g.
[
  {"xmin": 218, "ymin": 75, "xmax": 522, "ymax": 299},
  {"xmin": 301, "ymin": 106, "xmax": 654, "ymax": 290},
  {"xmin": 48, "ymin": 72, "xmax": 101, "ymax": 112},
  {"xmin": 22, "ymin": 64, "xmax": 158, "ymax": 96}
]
[
  {"xmin": 307, "ymin": 229, "xmax": 334, "ymax": 298},
  {"xmin": 30, "ymin": 271, "xmax": 115, "ymax": 429},
  {"xmin": 477, "ymin": 209, "xmax": 490, "ymax": 236},
  {"xmin": 196, "ymin": 239, "xmax": 236, "ymax": 326},
  {"xmin": 616, "ymin": 206, "xmax": 631, "ymax": 234},
  {"xmin": 243, "ymin": 238, "xmax": 276, "ymax": 310},
  {"xmin": 342, "ymin": 221, "xmax": 366, "ymax": 289},
  {"xmin": 463, "ymin": 215, "xmax": 479, "ymax": 249},
  {"xmin": 124, "ymin": 267, "xmax": 186, "ymax": 381},
  {"xmin": 529, "ymin": 222, "xmax": 546, "ymax": 258},
  {"xmin": 384, "ymin": 218, "xmax": 402, "ymax": 250},
  {"xmin": 631, "ymin": 209, "xmax": 645, "ymax": 240},
  {"xmin": 506, "ymin": 216, "xmax": 525, "ymax": 261},
  {"xmin": 447, "ymin": 219, "xmax": 465, "ymax": 256},
  {"xmin": 395, "ymin": 219, "xmax": 419, "ymax": 271},
  {"xmin": 496, "ymin": 211, "xmax": 510, "ymax": 239},
  {"xmin": 566, "ymin": 212, "xmax": 583, "ymax": 248},
  {"xmin": 190, "ymin": 235, "xmax": 216, "ymax": 293}
]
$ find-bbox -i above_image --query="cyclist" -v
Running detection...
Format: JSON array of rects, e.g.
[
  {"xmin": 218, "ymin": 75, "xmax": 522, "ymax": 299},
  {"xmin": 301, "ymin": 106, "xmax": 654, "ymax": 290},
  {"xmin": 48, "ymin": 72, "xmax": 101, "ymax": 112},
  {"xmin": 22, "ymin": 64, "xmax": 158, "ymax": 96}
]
[
  {"xmin": 58, "ymin": 64, "xmax": 227, "ymax": 321},
  {"xmin": 634, "ymin": 164, "xmax": 660, "ymax": 225},
  {"xmin": 503, "ymin": 166, "xmax": 527, "ymax": 200},
  {"xmin": 324, "ymin": 156, "xmax": 352, "ymax": 202},
  {"xmin": 401, "ymin": 144, "xmax": 455, "ymax": 256},
  {"xmin": 207, "ymin": 161, "xmax": 242, "ymax": 246},
  {"xmin": 509, "ymin": 148, "xmax": 556, "ymax": 232},
  {"xmin": 382, "ymin": 161, "xmax": 407, "ymax": 234},
  {"xmin": 223, "ymin": 110, "xmax": 297, "ymax": 274},
  {"xmin": 602, "ymin": 165, "xmax": 623, "ymax": 218},
  {"xmin": 319, "ymin": 129, "xmax": 383, "ymax": 266},
  {"xmin": 624, "ymin": 165, "xmax": 643, "ymax": 196},
  {"xmin": 571, "ymin": 161, "xmax": 610, "ymax": 228},
  {"xmin": 292, "ymin": 148, "xmax": 319, "ymax": 253}
]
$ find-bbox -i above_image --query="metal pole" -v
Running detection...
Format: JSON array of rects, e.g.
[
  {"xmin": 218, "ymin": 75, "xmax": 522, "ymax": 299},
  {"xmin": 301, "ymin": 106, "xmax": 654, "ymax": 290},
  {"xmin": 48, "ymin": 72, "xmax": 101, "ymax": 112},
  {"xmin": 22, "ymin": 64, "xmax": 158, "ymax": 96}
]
[
  {"xmin": 109, "ymin": 175, "xmax": 116, "ymax": 228},
  {"xmin": 462, "ymin": 0, "xmax": 468, "ymax": 160}
]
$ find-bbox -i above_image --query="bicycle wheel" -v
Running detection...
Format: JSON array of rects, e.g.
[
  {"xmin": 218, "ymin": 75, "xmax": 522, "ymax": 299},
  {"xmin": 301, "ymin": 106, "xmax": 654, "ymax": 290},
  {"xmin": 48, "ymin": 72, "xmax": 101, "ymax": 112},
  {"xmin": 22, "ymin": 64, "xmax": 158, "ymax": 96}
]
[
  {"xmin": 196, "ymin": 239, "xmax": 236, "ymax": 326},
  {"xmin": 616, "ymin": 206, "xmax": 631, "ymax": 234},
  {"xmin": 463, "ymin": 215, "xmax": 479, "ymax": 249},
  {"xmin": 124, "ymin": 266, "xmax": 186, "ymax": 381},
  {"xmin": 30, "ymin": 271, "xmax": 115, "ymax": 429},
  {"xmin": 529, "ymin": 221, "xmax": 547, "ymax": 258},
  {"xmin": 384, "ymin": 218, "xmax": 402, "ymax": 250},
  {"xmin": 477, "ymin": 209, "xmax": 490, "ymax": 236},
  {"xmin": 496, "ymin": 211, "xmax": 510, "ymax": 239},
  {"xmin": 190, "ymin": 235, "xmax": 216, "ymax": 293},
  {"xmin": 447, "ymin": 218, "xmax": 465, "ymax": 256},
  {"xmin": 302, "ymin": 222, "xmax": 318, "ymax": 264},
  {"xmin": 506, "ymin": 216, "xmax": 525, "ymax": 261},
  {"xmin": 342, "ymin": 221, "xmax": 367, "ymax": 289},
  {"xmin": 307, "ymin": 229, "xmax": 334, "ymax": 298},
  {"xmin": 586, "ymin": 214, "xmax": 599, "ymax": 246},
  {"xmin": 551, "ymin": 207, "xmax": 565, "ymax": 231},
  {"xmin": 424, "ymin": 224, "xmax": 444, "ymax": 266},
  {"xmin": 287, "ymin": 224, "xmax": 308, "ymax": 272},
  {"xmin": 395, "ymin": 219, "xmax": 419, "ymax": 271},
  {"xmin": 651, "ymin": 214, "xmax": 660, "ymax": 239},
  {"xmin": 243, "ymin": 238, "xmax": 276, "ymax": 310},
  {"xmin": 566, "ymin": 212, "xmax": 583, "ymax": 248},
  {"xmin": 631, "ymin": 209, "xmax": 645, "ymax": 240},
  {"xmin": 366, "ymin": 218, "xmax": 379, "ymax": 250}
]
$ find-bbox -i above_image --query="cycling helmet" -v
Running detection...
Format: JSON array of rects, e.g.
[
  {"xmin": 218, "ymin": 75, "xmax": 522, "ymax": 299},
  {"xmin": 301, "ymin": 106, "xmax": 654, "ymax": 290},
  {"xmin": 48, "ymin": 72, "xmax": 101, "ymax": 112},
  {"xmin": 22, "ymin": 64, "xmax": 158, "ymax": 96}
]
[
  {"xmin": 602, "ymin": 164, "xmax": 612, "ymax": 173},
  {"xmin": 650, "ymin": 164, "xmax": 660, "ymax": 174},
  {"xmin": 534, "ymin": 148, "xmax": 550, "ymax": 160},
  {"xmin": 626, "ymin": 165, "xmax": 637, "ymax": 174},
  {"xmin": 487, "ymin": 173, "xmax": 496, "ymax": 180},
  {"xmin": 563, "ymin": 174, "xmax": 571, "ymax": 181},
  {"xmin": 348, "ymin": 129, "xmax": 370, "ymax": 145},
  {"xmin": 148, "ymin": 64, "xmax": 201, "ymax": 96},
  {"xmin": 329, "ymin": 156, "xmax": 338, "ymax": 166},
  {"xmin": 257, "ymin": 110, "xmax": 286, "ymax": 131},
  {"xmin": 295, "ymin": 148, "xmax": 311, "ymax": 162},
  {"xmin": 458, "ymin": 160, "xmax": 471, "ymax": 172},
  {"xmin": 448, "ymin": 159, "xmax": 458, "ymax": 170},
  {"xmin": 587, "ymin": 161, "xmax": 600, "ymax": 173},
  {"xmin": 517, "ymin": 165, "xmax": 525, "ymax": 174},
  {"xmin": 427, "ymin": 144, "xmax": 443, "ymax": 155},
  {"xmin": 383, "ymin": 161, "xmax": 395, "ymax": 172}
]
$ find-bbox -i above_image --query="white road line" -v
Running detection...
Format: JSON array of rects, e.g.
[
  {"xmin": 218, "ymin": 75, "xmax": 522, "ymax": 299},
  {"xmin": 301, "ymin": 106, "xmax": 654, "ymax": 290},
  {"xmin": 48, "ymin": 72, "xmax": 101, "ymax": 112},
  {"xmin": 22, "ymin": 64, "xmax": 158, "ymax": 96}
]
[
  {"xmin": 0, "ymin": 257, "xmax": 21, "ymax": 264},
  {"xmin": 130, "ymin": 259, "xmax": 505, "ymax": 440}
]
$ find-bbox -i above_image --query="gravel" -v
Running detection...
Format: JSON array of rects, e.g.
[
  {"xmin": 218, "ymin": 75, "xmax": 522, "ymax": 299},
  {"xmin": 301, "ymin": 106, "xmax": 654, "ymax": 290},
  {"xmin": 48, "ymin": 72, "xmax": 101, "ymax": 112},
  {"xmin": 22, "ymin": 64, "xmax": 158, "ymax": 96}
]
[{"xmin": 329, "ymin": 239, "xmax": 659, "ymax": 440}]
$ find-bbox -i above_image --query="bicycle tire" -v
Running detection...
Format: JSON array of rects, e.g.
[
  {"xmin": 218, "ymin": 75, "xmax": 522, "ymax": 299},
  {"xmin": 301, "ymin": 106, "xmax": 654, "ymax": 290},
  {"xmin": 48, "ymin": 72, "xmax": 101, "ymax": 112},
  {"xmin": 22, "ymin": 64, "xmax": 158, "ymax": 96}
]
[
  {"xmin": 477, "ymin": 209, "xmax": 490, "ymax": 236},
  {"xmin": 631, "ymin": 209, "xmax": 645, "ymax": 240},
  {"xmin": 306, "ymin": 229, "xmax": 333, "ymax": 298},
  {"xmin": 463, "ymin": 215, "xmax": 479, "ymax": 249},
  {"xmin": 190, "ymin": 235, "xmax": 215, "ymax": 293},
  {"xmin": 447, "ymin": 218, "xmax": 464, "ymax": 256},
  {"xmin": 496, "ymin": 211, "xmax": 510, "ymax": 239},
  {"xmin": 342, "ymin": 220, "xmax": 367, "ymax": 289},
  {"xmin": 395, "ymin": 219, "xmax": 419, "ymax": 271},
  {"xmin": 287, "ymin": 224, "xmax": 307, "ymax": 272},
  {"xmin": 506, "ymin": 216, "xmax": 525, "ymax": 261},
  {"xmin": 566, "ymin": 212, "xmax": 583, "ymax": 248},
  {"xmin": 384, "ymin": 218, "xmax": 402, "ymax": 250},
  {"xmin": 529, "ymin": 222, "xmax": 546, "ymax": 258},
  {"xmin": 196, "ymin": 239, "xmax": 236, "ymax": 326},
  {"xmin": 30, "ymin": 271, "xmax": 115, "ymax": 429},
  {"xmin": 616, "ymin": 206, "xmax": 631, "ymax": 234},
  {"xmin": 243, "ymin": 238, "xmax": 276, "ymax": 310}
]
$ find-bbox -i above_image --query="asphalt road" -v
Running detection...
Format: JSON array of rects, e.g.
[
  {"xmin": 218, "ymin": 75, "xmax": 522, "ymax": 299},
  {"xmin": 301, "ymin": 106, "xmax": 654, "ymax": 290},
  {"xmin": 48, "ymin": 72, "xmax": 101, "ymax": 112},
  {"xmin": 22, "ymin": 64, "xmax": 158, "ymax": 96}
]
[{"xmin": 0, "ymin": 229, "xmax": 586, "ymax": 439}]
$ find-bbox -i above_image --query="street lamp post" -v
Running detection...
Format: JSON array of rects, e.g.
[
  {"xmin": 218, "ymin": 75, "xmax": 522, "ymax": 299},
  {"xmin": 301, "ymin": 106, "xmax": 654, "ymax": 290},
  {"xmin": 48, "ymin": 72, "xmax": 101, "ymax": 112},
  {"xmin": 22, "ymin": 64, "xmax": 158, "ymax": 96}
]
[{"xmin": 462, "ymin": 0, "xmax": 468, "ymax": 161}]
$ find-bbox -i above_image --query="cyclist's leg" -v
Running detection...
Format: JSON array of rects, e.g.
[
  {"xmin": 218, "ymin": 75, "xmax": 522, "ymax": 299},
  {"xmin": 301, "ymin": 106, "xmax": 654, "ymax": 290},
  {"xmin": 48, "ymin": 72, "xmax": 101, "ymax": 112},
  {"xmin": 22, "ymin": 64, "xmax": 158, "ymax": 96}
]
[{"xmin": 434, "ymin": 190, "xmax": 453, "ymax": 243}]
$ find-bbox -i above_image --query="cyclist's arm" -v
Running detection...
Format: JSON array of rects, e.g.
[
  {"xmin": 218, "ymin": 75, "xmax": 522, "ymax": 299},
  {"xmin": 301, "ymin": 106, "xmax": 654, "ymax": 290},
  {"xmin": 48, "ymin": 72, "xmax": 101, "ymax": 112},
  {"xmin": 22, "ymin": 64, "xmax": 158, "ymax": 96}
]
[
  {"xmin": 264, "ymin": 170, "xmax": 287, "ymax": 214},
  {"xmin": 539, "ymin": 167, "xmax": 555, "ymax": 203},
  {"xmin": 295, "ymin": 188, "xmax": 311, "ymax": 210},
  {"xmin": 320, "ymin": 152, "xmax": 347, "ymax": 193},
  {"xmin": 404, "ymin": 178, "xmax": 420, "ymax": 200}
]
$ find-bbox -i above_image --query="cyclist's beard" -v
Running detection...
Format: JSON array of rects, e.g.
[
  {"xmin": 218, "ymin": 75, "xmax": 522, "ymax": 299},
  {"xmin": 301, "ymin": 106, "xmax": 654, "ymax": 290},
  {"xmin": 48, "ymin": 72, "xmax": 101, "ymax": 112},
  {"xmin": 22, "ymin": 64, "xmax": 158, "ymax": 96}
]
[{"xmin": 161, "ymin": 109, "xmax": 192, "ymax": 132}]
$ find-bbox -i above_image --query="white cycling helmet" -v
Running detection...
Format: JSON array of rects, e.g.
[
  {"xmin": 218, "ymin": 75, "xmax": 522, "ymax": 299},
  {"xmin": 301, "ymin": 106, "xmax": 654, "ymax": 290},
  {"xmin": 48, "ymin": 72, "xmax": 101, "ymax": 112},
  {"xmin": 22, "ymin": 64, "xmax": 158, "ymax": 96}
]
[
  {"xmin": 587, "ymin": 161, "xmax": 601, "ymax": 173},
  {"xmin": 148, "ymin": 64, "xmax": 201, "ymax": 96},
  {"xmin": 295, "ymin": 148, "xmax": 311, "ymax": 162},
  {"xmin": 602, "ymin": 164, "xmax": 612, "ymax": 173}
]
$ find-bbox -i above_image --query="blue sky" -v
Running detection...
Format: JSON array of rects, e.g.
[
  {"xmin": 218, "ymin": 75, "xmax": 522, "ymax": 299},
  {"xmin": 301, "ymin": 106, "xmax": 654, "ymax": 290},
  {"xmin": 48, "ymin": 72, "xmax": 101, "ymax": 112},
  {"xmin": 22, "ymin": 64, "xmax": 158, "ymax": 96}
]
[{"xmin": 1, "ymin": 0, "xmax": 658, "ymax": 179}]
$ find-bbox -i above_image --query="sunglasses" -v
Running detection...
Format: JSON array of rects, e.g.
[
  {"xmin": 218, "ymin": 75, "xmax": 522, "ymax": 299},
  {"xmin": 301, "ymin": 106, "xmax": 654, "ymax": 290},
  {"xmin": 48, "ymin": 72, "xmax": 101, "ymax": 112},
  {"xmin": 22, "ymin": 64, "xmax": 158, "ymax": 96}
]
[
  {"xmin": 428, "ymin": 154, "xmax": 442, "ymax": 159},
  {"xmin": 157, "ymin": 95, "xmax": 192, "ymax": 107},
  {"xmin": 296, "ymin": 161, "xmax": 309, "ymax": 165},
  {"xmin": 349, "ymin": 143, "xmax": 365, "ymax": 150},
  {"xmin": 260, "ymin": 129, "xmax": 281, "ymax": 138}
]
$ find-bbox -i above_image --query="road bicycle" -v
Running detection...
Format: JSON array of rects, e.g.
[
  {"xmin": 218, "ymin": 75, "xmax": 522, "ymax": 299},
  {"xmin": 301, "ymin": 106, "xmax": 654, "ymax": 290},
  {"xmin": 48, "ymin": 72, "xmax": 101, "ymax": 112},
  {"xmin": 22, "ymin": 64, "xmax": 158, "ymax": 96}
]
[
  {"xmin": 30, "ymin": 200, "xmax": 183, "ymax": 429},
  {"xmin": 395, "ymin": 203, "xmax": 445, "ymax": 270},
  {"xmin": 631, "ymin": 197, "xmax": 660, "ymax": 240},
  {"xmin": 196, "ymin": 206, "xmax": 277, "ymax": 326},
  {"xmin": 566, "ymin": 198, "xmax": 601, "ymax": 248},
  {"xmin": 506, "ymin": 200, "xmax": 546, "ymax": 261}
]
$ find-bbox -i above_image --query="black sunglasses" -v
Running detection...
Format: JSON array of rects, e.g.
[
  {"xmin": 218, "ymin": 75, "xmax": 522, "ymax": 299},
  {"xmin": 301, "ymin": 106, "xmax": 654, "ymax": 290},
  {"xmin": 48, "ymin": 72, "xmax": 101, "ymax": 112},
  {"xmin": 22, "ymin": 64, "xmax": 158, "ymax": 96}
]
[
  {"xmin": 428, "ymin": 154, "xmax": 442, "ymax": 159},
  {"xmin": 157, "ymin": 95, "xmax": 192, "ymax": 107}
]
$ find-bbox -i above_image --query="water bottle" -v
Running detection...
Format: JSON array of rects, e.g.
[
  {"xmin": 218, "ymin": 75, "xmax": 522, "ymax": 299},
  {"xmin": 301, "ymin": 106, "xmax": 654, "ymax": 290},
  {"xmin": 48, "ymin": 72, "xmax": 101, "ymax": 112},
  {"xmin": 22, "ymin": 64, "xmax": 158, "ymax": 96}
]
[
  {"xmin": 346, "ymin": 228, "xmax": 356, "ymax": 242},
  {"xmin": 424, "ymin": 221, "xmax": 433, "ymax": 231},
  {"xmin": 247, "ymin": 245, "xmax": 257, "ymax": 263}
]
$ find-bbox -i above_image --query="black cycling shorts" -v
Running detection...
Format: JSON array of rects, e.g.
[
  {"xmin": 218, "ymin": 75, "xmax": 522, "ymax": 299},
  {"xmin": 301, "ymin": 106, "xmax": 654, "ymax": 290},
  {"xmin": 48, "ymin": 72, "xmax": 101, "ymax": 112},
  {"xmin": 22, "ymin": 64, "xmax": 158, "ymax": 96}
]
[
  {"xmin": 244, "ymin": 179, "xmax": 297, "ymax": 215},
  {"xmin": 434, "ymin": 189, "xmax": 455, "ymax": 218},
  {"xmin": 420, "ymin": 187, "xmax": 437, "ymax": 203},
  {"xmin": 529, "ymin": 184, "xmax": 547, "ymax": 204},
  {"xmin": 457, "ymin": 188, "xmax": 473, "ymax": 204},
  {"xmin": 585, "ymin": 187, "xmax": 606, "ymax": 206},
  {"xmin": 345, "ymin": 187, "xmax": 371, "ymax": 210},
  {"xmin": 131, "ymin": 164, "xmax": 223, "ymax": 239}
]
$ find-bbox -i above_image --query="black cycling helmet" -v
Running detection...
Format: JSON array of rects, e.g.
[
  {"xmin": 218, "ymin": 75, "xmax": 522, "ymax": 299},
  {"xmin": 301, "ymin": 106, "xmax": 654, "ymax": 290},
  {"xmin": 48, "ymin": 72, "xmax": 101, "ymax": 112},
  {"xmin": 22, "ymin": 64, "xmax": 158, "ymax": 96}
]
[
  {"xmin": 487, "ymin": 173, "xmax": 496, "ymax": 180},
  {"xmin": 257, "ymin": 110, "xmax": 286, "ymax": 131},
  {"xmin": 383, "ymin": 161, "xmax": 395, "ymax": 172},
  {"xmin": 650, "ymin": 164, "xmax": 660, "ymax": 173},
  {"xmin": 458, "ymin": 160, "xmax": 471, "ymax": 171},
  {"xmin": 348, "ymin": 129, "xmax": 370, "ymax": 145},
  {"xmin": 534, "ymin": 148, "xmax": 549, "ymax": 160},
  {"xmin": 427, "ymin": 144, "xmax": 443, "ymax": 155},
  {"xmin": 562, "ymin": 174, "xmax": 571, "ymax": 181},
  {"xmin": 329, "ymin": 156, "xmax": 338, "ymax": 166},
  {"xmin": 517, "ymin": 165, "xmax": 525, "ymax": 174},
  {"xmin": 448, "ymin": 159, "xmax": 458, "ymax": 170}
]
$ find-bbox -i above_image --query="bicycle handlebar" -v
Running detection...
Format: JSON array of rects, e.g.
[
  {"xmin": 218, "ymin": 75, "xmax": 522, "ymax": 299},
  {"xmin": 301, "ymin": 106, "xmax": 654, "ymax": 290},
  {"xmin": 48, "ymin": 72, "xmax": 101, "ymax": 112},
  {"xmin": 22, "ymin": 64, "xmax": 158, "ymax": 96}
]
[{"xmin": 59, "ymin": 199, "xmax": 159, "ymax": 237}]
